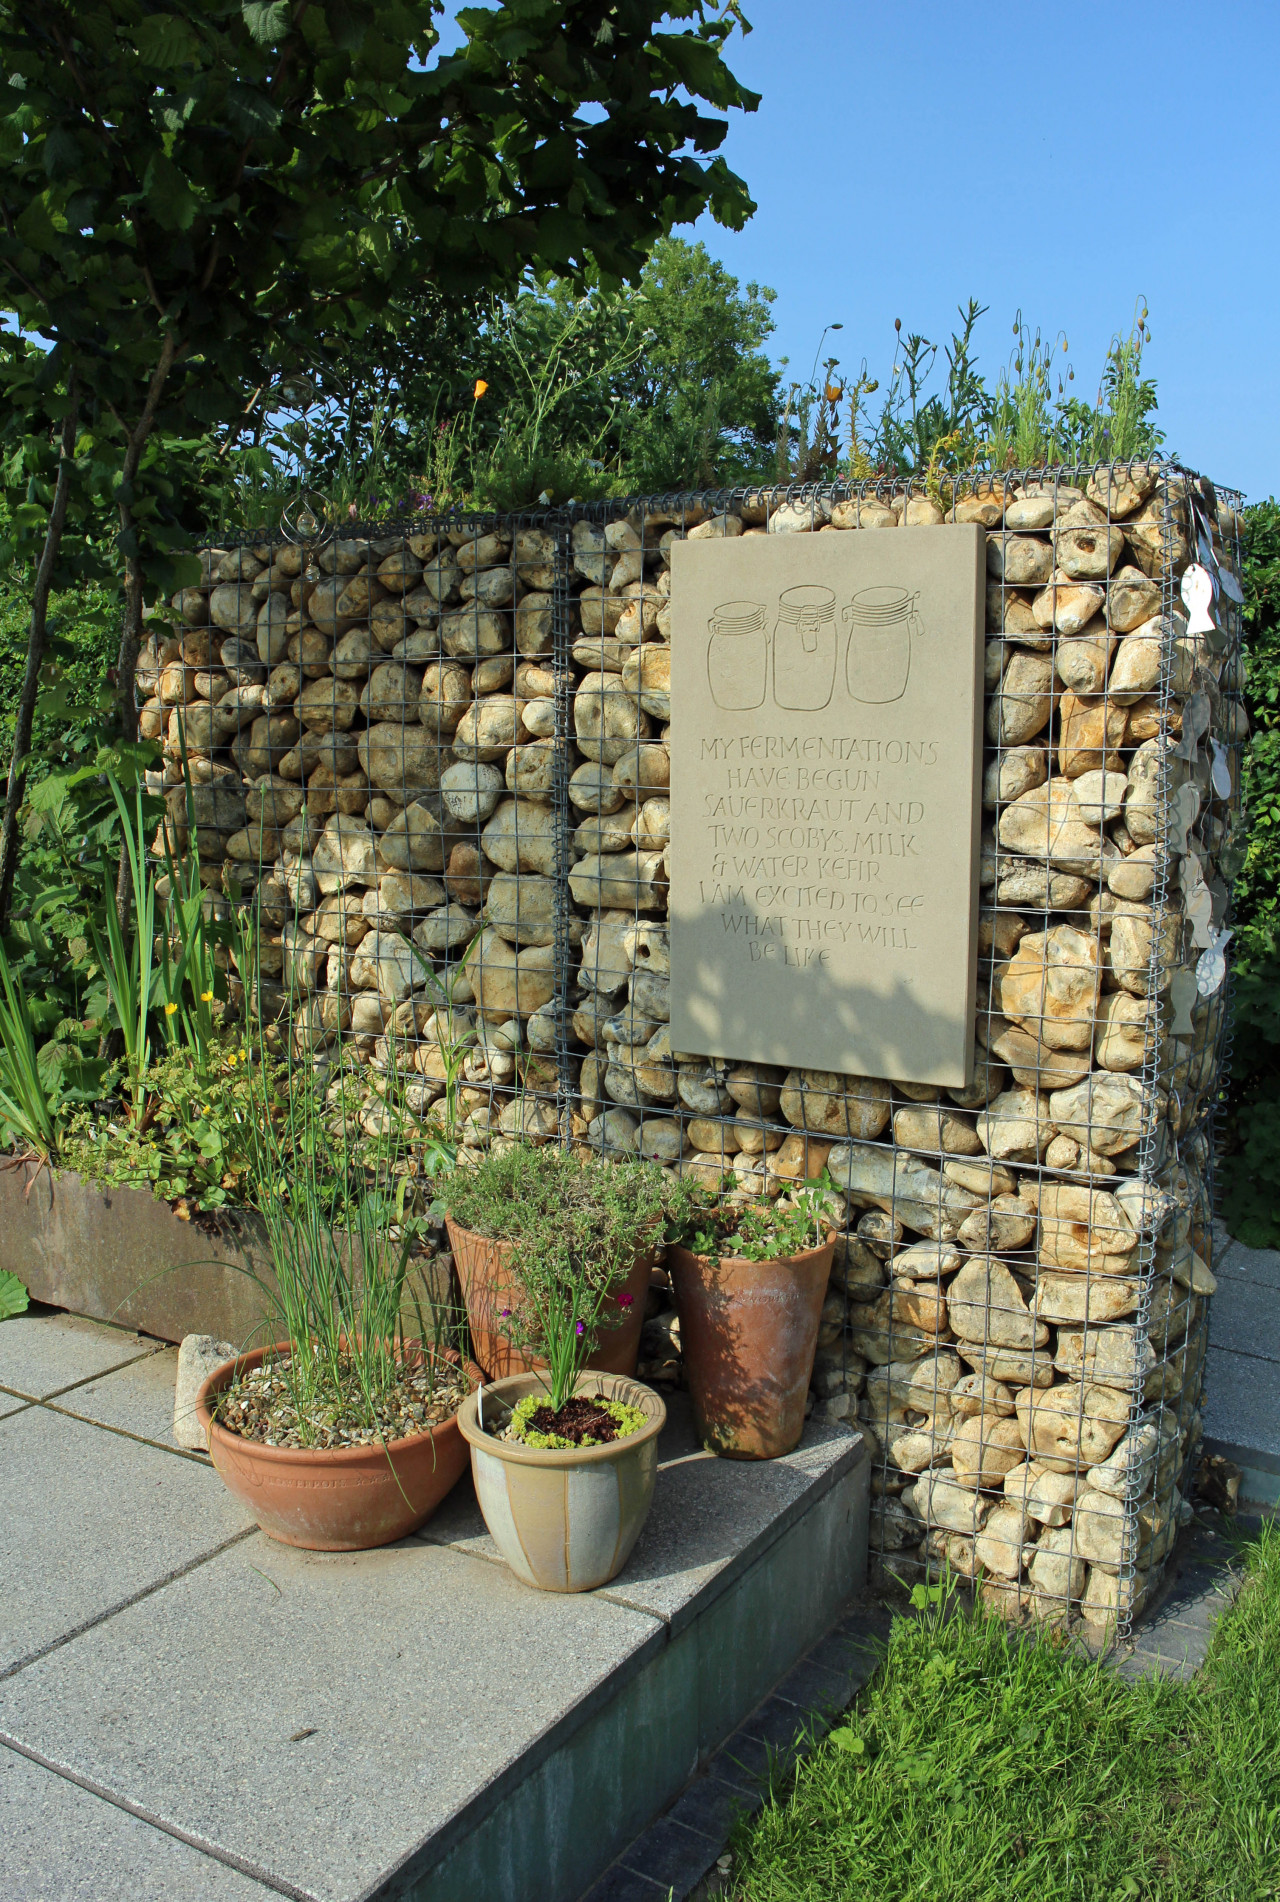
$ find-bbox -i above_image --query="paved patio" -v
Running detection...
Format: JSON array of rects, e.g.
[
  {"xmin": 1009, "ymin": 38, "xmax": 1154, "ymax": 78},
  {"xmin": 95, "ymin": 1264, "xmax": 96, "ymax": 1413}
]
[{"xmin": 0, "ymin": 1308, "xmax": 868, "ymax": 1902}]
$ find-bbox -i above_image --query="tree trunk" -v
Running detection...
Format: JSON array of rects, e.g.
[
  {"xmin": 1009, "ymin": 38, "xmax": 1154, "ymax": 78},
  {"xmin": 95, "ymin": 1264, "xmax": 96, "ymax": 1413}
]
[{"xmin": 0, "ymin": 385, "xmax": 79, "ymax": 934}]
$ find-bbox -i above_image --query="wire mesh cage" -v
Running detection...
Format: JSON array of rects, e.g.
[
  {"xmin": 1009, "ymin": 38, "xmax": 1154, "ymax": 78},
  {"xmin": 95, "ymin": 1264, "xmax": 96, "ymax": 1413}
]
[{"xmin": 140, "ymin": 457, "xmax": 1245, "ymax": 1642}]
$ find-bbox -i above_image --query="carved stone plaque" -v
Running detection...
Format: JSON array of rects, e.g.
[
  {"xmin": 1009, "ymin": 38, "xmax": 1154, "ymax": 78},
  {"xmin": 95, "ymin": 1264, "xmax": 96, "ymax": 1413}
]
[{"xmin": 668, "ymin": 524, "xmax": 985, "ymax": 1086}]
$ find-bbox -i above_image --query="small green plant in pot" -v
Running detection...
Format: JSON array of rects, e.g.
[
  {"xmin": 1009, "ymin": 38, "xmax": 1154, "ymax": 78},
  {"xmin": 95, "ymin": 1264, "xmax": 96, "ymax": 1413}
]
[
  {"xmin": 443, "ymin": 1144, "xmax": 673, "ymax": 1380},
  {"xmin": 457, "ymin": 1210, "xmax": 667, "ymax": 1592},
  {"xmin": 668, "ymin": 1182, "xmax": 838, "ymax": 1461},
  {"xmin": 195, "ymin": 980, "xmax": 476, "ymax": 1551}
]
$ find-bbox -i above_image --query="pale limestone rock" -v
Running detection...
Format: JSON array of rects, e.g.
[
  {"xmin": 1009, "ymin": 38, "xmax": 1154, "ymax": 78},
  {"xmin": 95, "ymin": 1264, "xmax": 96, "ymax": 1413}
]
[
  {"xmin": 1084, "ymin": 1415, "xmax": 1172, "ymax": 1497},
  {"xmin": 574, "ymin": 671, "xmax": 649, "ymax": 764},
  {"xmin": 484, "ymin": 872, "xmax": 556, "ymax": 947},
  {"xmin": 1054, "ymin": 1323, "xmax": 1154, "ymax": 1390},
  {"xmin": 439, "ymin": 760, "xmax": 504, "ymax": 826},
  {"xmin": 986, "ymin": 651, "xmax": 1054, "ymax": 746},
  {"xmin": 781, "ymin": 1070, "xmax": 892, "ymax": 1139},
  {"xmin": 481, "ymin": 798, "xmax": 558, "ymax": 877},
  {"xmin": 1086, "ymin": 464, "xmax": 1158, "ymax": 520},
  {"xmin": 1032, "ymin": 571, "xmax": 1105, "ymax": 634},
  {"xmin": 418, "ymin": 660, "xmax": 472, "ymax": 735},
  {"xmin": 621, "ymin": 644, "xmax": 671, "ymax": 721},
  {"xmin": 508, "ymin": 741, "xmax": 561, "ymax": 801},
  {"xmin": 1000, "ymin": 924, "xmax": 1100, "ymax": 1052},
  {"xmin": 1026, "ymin": 1527, "xmax": 1086, "ymax": 1602},
  {"xmin": 568, "ymin": 851, "xmax": 666, "ymax": 912},
  {"xmin": 349, "ymin": 930, "xmax": 433, "ymax": 1002},
  {"xmin": 1109, "ymin": 900, "xmax": 1183, "ymax": 997},
  {"xmin": 1107, "ymin": 842, "xmax": 1158, "ymax": 900},
  {"xmin": 1032, "ymin": 1273, "xmax": 1141, "ymax": 1326},
  {"xmin": 1059, "ymin": 690, "xmax": 1127, "ymax": 778},
  {"xmin": 1094, "ymin": 990, "xmax": 1154, "ymax": 1072},
  {"xmin": 957, "ymin": 1343, "xmax": 1054, "ymax": 1389},
  {"xmin": 892, "ymin": 1105, "xmax": 982, "ymax": 1156},
  {"xmin": 1071, "ymin": 768, "xmax": 1127, "ymax": 825},
  {"xmin": 1016, "ymin": 1380, "xmax": 1129, "ymax": 1472},
  {"xmin": 998, "ymin": 777, "xmax": 1107, "ymax": 876},
  {"xmin": 361, "ymin": 661, "xmax": 424, "ymax": 722},
  {"xmin": 949, "ymin": 1372, "xmax": 1015, "ymax": 1419},
  {"xmin": 827, "ymin": 1143, "xmax": 981, "ymax": 1241},
  {"xmin": 1002, "ymin": 1462, "xmax": 1078, "ymax": 1528},
  {"xmin": 359, "ymin": 722, "xmax": 444, "ymax": 793},
  {"xmin": 463, "ymin": 932, "xmax": 555, "ymax": 1018},
  {"xmin": 987, "ymin": 535, "xmax": 1054, "ymax": 586},
  {"xmin": 377, "ymin": 803, "xmax": 447, "ymax": 874},
  {"xmin": 989, "ymin": 1024, "xmax": 1092, "ymax": 1092},
  {"xmin": 412, "ymin": 904, "xmax": 478, "ymax": 957},
  {"xmin": 956, "ymin": 1196, "xmax": 1038, "ymax": 1254},
  {"xmin": 1054, "ymin": 502, "xmax": 1124, "ymax": 579},
  {"xmin": 173, "ymin": 1336, "xmax": 234, "ymax": 1449},
  {"xmin": 1048, "ymin": 1071, "xmax": 1153, "ymax": 1158},
  {"xmin": 974, "ymin": 1087, "xmax": 1054, "ymax": 1163},
  {"xmin": 452, "ymin": 695, "xmax": 522, "ymax": 762},
  {"xmin": 983, "ymin": 745, "xmax": 1048, "ymax": 810},
  {"xmin": 1056, "ymin": 624, "xmax": 1117, "ymax": 695},
  {"xmin": 904, "ymin": 1469, "xmax": 991, "ymax": 1535},
  {"xmin": 975, "ymin": 1503, "xmax": 1034, "ymax": 1579},
  {"xmin": 947, "ymin": 1256, "xmax": 1049, "ymax": 1352},
  {"xmin": 1004, "ymin": 496, "xmax": 1056, "ymax": 531},
  {"xmin": 312, "ymin": 819, "xmax": 380, "ymax": 883}
]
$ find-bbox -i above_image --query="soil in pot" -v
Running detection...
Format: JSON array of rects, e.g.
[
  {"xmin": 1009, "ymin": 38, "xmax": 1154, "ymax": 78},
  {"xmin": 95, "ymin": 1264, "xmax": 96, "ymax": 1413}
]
[
  {"xmin": 668, "ymin": 1240, "xmax": 834, "ymax": 1460},
  {"xmin": 446, "ymin": 1218, "xmax": 654, "ymax": 1380},
  {"xmin": 458, "ymin": 1371, "xmax": 665, "ymax": 1592},
  {"xmin": 196, "ymin": 1343, "xmax": 478, "ymax": 1551}
]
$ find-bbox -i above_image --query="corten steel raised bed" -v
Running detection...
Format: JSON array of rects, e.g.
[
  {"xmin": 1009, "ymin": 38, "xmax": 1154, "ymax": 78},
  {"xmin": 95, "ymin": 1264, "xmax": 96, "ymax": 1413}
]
[{"xmin": 0, "ymin": 1160, "xmax": 451, "ymax": 1348}]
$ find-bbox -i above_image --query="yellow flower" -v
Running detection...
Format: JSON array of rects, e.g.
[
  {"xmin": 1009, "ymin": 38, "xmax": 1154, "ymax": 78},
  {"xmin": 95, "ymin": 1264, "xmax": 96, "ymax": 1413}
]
[
  {"xmin": 200, "ymin": 989, "xmax": 214, "ymax": 1003},
  {"xmin": 164, "ymin": 1001, "xmax": 178, "ymax": 1016},
  {"xmin": 473, "ymin": 378, "xmax": 488, "ymax": 400},
  {"xmin": 226, "ymin": 1053, "xmax": 237, "ymax": 1066}
]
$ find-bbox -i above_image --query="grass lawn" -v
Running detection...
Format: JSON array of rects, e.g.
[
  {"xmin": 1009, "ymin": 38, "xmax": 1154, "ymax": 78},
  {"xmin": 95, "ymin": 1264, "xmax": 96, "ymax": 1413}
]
[{"xmin": 729, "ymin": 1523, "xmax": 1280, "ymax": 1902}]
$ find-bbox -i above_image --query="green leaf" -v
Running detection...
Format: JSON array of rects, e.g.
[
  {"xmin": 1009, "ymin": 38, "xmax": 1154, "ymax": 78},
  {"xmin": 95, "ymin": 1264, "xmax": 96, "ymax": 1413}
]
[
  {"xmin": 225, "ymin": 83, "xmax": 282, "ymax": 139},
  {"xmin": 243, "ymin": 1, "xmax": 291, "ymax": 45},
  {"xmin": 828, "ymin": 1727, "xmax": 866, "ymax": 1756},
  {"xmin": 0, "ymin": 1271, "xmax": 29, "ymax": 1320},
  {"xmin": 135, "ymin": 15, "xmax": 203, "ymax": 69},
  {"xmin": 142, "ymin": 150, "xmax": 198, "ymax": 231}
]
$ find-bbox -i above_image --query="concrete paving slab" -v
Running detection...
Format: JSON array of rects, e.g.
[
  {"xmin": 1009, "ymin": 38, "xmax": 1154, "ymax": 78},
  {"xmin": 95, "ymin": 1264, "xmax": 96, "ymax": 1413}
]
[
  {"xmin": 1205, "ymin": 1277, "xmax": 1280, "ymax": 1360},
  {"xmin": 0, "ymin": 1534, "xmax": 662, "ymax": 1902},
  {"xmin": 0, "ymin": 1743, "xmax": 276, "ymax": 1901},
  {"xmin": 0, "ymin": 1407, "xmax": 253, "ymax": 1675},
  {"xmin": 1214, "ymin": 1230, "xmax": 1280, "ymax": 1290},
  {"xmin": 1205, "ymin": 1345, "xmax": 1280, "ymax": 1462},
  {"xmin": 42, "ymin": 1344, "xmax": 196, "ymax": 1455},
  {"xmin": 0, "ymin": 1308, "xmax": 161, "ymax": 1402}
]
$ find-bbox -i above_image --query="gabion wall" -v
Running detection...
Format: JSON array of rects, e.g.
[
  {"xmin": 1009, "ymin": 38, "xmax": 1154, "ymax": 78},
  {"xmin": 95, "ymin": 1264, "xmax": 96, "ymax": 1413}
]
[{"xmin": 140, "ymin": 459, "xmax": 1244, "ymax": 1640}]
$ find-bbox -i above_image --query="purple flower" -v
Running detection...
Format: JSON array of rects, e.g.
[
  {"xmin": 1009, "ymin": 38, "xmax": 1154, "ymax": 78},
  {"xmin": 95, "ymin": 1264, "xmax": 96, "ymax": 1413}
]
[
  {"xmin": 617, "ymin": 1294, "xmax": 634, "ymax": 1310},
  {"xmin": 575, "ymin": 1321, "xmax": 585, "ymax": 1337},
  {"xmin": 499, "ymin": 1307, "xmax": 511, "ymax": 1318}
]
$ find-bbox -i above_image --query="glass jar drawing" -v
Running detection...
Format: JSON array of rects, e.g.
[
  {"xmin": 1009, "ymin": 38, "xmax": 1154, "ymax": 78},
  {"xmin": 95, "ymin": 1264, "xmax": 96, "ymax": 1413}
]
[
  {"xmin": 706, "ymin": 600, "xmax": 768, "ymax": 710},
  {"xmin": 772, "ymin": 585, "xmax": 837, "ymax": 711},
  {"xmin": 843, "ymin": 586, "xmax": 921, "ymax": 703}
]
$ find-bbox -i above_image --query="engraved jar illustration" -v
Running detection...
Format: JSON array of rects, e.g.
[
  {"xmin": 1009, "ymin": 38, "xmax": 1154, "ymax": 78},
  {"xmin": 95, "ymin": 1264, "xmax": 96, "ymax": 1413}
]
[
  {"xmin": 843, "ymin": 585, "xmax": 921, "ymax": 704},
  {"xmin": 772, "ymin": 585, "xmax": 837, "ymax": 711},
  {"xmin": 706, "ymin": 600, "xmax": 768, "ymax": 710}
]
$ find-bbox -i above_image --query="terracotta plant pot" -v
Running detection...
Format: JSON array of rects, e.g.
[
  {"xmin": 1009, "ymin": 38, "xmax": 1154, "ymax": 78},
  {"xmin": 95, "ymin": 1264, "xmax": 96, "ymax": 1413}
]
[
  {"xmin": 445, "ymin": 1217, "xmax": 656, "ymax": 1381},
  {"xmin": 195, "ymin": 1343, "xmax": 479, "ymax": 1551},
  {"xmin": 667, "ymin": 1240, "xmax": 834, "ymax": 1460},
  {"xmin": 457, "ymin": 1371, "xmax": 665, "ymax": 1592}
]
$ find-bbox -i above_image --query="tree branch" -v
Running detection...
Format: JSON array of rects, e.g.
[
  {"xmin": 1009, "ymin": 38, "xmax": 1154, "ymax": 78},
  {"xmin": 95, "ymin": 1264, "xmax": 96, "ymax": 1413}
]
[{"xmin": 0, "ymin": 378, "xmax": 79, "ymax": 933}]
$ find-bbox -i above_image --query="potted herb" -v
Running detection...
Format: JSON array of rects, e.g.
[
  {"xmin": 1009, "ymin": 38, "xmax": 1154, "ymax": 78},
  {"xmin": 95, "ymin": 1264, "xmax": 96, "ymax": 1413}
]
[
  {"xmin": 457, "ymin": 1216, "xmax": 666, "ymax": 1592},
  {"xmin": 668, "ymin": 1185, "xmax": 837, "ymax": 1460},
  {"xmin": 443, "ymin": 1145, "xmax": 671, "ymax": 1379},
  {"xmin": 195, "ymin": 1020, "xmax": 477, "ymax": 1551}
]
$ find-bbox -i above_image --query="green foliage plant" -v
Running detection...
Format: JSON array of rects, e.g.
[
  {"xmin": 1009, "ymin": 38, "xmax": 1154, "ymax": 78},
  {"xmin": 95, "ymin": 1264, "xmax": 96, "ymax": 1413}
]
[
  {"xmin": 729, "ymin": 1524, "xmax": 1280, "ymax": 1900},
  {"xmin": 0, "ymin": 933, "xmax": 61, "ymax": 1160},
  {"xmin": 1222, "ymin": 498, "xmax": 1280, "ymax": 1245},
  {"xmin": 509, "ymin": 1390, "xmax": 646, "ymax": 1449},
  {"xmin": 679, "ymin": 1181, "xmax": 833, "ymax": 1261},
  {"xmin": 0, "ymin": 1268, "xmax": 28, "ymax": 1318},
  {"xmin": 229, "ymin": 1012, "xmax": 460, "ymax": 1447},
  {"xmin": 87, "ymin": 777, "xmax": 160, "ymax": 1120},
  {"xmin": 445, "ymin": 1144, "xmax": 677, "ymax": 1411}
]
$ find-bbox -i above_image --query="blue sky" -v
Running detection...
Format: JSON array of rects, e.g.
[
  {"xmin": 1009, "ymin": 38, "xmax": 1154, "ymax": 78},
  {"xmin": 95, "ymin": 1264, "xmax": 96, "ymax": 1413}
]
[{"xmin": 684, "ymin": 0, "xmax": 1278, "ymax": 502}]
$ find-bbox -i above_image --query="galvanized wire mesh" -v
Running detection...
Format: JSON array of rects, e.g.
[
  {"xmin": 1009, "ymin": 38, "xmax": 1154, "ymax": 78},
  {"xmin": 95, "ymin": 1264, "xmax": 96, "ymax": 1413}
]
[{"xmin": 143, "ymin": 457, "xmax": 1244, "ymax": 1642}]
